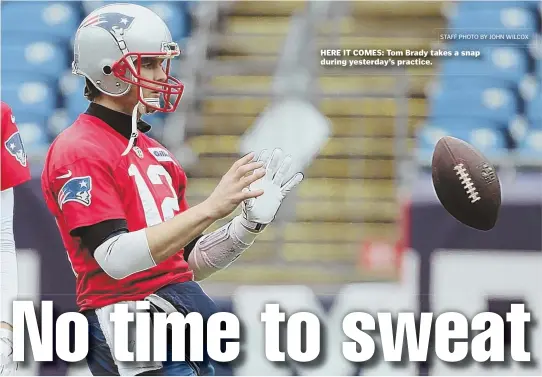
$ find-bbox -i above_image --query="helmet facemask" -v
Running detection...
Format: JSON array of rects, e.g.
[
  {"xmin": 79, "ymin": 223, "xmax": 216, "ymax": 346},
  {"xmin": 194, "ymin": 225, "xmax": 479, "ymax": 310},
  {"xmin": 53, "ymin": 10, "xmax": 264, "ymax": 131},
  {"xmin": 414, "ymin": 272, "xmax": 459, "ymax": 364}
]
[
  {"xmin": 111, "ymin": 41, "xmax": 184, "ymax": 114},
  {"xmin": 108, "ymin": 42, "xmax": 183, "ymax": 156}
]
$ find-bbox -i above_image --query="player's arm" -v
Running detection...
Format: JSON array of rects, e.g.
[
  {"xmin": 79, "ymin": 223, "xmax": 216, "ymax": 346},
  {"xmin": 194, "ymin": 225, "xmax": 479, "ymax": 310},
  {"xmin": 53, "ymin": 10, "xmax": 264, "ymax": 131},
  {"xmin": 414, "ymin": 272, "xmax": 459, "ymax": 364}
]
[
  {"xmin": 0, "ymin": 188, "xmax": 19, "ymax": 377},
  {"xmin": 0, "ymin": 103, "xmax": 29, "ymax": 376},
  {"xmin": 71, "ymin": 153, "xmax": 265, "ymax": 280},
  {"xmin": 0, "ymin": 188, "xmax": 20, "ymax": 376},
  {"xmin": 0, "ymin": 105, "xmax": 31, "ymax": 311},
  {"xmin": 0, "ymin": 188, "xmax": 17, "ymax": 329},
  {"xmin": 85, "ymin": 202, "xmax": 221, "ymax": 279},
  {"xmin": 186, "ymin": 148, "xmax": 304, "ymax": 280},
  {"xmin": 77, "ymin": 209, "xmax": 261, "ymax": 281}
]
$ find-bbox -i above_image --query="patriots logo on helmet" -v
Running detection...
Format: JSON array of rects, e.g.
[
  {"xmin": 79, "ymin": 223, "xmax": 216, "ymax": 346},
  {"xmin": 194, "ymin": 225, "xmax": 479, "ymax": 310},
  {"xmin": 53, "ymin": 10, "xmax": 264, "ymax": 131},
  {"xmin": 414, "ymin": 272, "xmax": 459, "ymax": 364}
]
[
  {"xmin": 81, "ymin": 12, "xmax": 135, "ymax": 38},
  {"xmin": 4, "ymin": 132, "xmax": 27, "ymax": 167},
  {"xmin": 58, "ymin": 176, "xmax": 92, "ymax": 209}
]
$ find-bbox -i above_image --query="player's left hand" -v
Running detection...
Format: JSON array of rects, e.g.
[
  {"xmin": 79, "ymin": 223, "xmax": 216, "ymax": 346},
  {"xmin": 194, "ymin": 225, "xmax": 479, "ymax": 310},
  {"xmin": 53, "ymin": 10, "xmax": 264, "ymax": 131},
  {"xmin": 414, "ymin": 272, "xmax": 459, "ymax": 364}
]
[
  {"xmin": 241, "ymin": 148, "xmax": 303, "ymax": 230},
  {"xmin": 0, "ymin": 328, "xmax": 18, "ymax": 376}
]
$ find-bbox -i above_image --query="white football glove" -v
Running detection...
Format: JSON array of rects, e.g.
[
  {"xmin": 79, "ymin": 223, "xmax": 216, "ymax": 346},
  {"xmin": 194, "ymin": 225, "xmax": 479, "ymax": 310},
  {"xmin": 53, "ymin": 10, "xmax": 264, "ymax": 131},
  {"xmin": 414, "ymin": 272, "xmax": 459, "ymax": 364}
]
[
  {"xmin": 0, "ymin": 328, "xmax": 17, "ymax": 376},
  {"xmin": 240, "ymin": 148, "xmax": 304, "ymax": 231}
]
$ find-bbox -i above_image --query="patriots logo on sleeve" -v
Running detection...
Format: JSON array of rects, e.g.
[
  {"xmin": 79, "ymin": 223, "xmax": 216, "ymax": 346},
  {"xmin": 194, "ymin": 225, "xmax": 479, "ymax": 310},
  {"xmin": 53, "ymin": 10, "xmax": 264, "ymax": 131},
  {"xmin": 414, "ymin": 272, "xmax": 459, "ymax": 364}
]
[
  {"xmin": 81, "ymin": 13, "xmax": 135, "ymax": 38},
  {"xmin": 58, "ymin": 176, "xmax": 92, "ymax": 209},
  {"xmin": 4, "ymin": 132, "xmax": 27, "ymax": 167}
]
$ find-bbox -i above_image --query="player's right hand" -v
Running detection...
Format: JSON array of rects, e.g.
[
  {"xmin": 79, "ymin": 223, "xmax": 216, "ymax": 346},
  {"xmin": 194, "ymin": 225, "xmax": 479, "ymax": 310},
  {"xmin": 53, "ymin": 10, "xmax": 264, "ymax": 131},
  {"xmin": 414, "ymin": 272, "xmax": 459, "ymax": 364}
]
[
  {"xmin": 204, "ymin": 152, "xmax": 266, "ymax": 220},
  {"xmin": 0, "ymin": 328, "xmax": 18, "ymax": 376}
]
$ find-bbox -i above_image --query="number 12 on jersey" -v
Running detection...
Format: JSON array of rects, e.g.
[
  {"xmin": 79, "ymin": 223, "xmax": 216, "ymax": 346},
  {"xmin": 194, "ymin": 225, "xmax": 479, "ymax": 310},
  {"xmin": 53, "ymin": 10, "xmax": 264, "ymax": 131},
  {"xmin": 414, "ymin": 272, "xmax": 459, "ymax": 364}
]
[{"xmin": 129, "ymin": 164, "xmax": 180, "ymax": 226}]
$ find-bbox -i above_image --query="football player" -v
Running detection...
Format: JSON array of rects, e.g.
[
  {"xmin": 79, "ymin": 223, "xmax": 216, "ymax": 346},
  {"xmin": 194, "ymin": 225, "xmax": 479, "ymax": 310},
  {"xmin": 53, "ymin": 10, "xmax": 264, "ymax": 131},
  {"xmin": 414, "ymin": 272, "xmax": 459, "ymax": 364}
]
[
  {"xmin": 1, "ymin": 102, "xmax": 31, "ymax": 376},
  {"xmin": 41, "ymin": 3, "xmax": 303, "ymax": 376}
]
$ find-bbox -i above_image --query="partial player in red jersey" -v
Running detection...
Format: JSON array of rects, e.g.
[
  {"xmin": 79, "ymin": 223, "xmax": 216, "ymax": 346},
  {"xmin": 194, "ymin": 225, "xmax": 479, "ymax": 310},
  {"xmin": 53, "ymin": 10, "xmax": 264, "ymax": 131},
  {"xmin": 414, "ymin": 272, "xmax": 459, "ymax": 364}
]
[
  {"xmin": 0, "ymin": 101, "xmax": 31, "ymax": 376},
  {"xmin": 41, "ymin": 3, "xmax": 303, "ymax": 376},
  {"xmin": 1, "ymin": 102, "xmax": 31, "ymax": 191}
]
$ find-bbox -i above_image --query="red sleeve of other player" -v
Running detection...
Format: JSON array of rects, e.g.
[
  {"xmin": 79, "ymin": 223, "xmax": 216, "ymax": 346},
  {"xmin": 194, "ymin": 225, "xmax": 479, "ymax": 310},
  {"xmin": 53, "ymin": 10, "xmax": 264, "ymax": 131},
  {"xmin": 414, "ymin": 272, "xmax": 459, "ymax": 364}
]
[
  {"xmin": 1, "ymin": 103, "xmax": 31, "ymax": 191},
  {"xmin": 46, "ymin": 158, "xmax": 126, "ymax": 233}
]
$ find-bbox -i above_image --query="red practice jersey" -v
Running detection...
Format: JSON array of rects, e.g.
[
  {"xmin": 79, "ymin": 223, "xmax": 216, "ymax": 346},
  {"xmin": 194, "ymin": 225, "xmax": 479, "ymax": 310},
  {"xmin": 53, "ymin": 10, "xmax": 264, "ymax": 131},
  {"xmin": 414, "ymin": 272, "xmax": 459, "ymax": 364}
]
[
  {"xmin": 41, "ymin": 113, "xmax": 193, "ymax": 310},
  {"xmin": 1, "ymin": 102, "xmax": 31, "ymax": 191}
]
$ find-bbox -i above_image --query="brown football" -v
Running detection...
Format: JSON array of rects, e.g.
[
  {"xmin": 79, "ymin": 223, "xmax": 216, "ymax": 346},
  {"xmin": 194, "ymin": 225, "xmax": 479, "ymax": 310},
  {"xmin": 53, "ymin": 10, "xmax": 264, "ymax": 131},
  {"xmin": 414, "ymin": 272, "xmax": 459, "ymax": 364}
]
[{"xmin": 431, "ymin": 136, "xmax": 501, "ymax": 231}]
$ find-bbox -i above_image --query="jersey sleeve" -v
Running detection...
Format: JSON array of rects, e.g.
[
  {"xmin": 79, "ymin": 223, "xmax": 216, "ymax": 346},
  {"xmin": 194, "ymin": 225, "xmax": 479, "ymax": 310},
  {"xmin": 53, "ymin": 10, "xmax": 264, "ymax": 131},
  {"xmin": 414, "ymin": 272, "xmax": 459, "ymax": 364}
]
[
  {"xmin": 1, "ymin": 106, "xmax": 31, "ymax": 191},
  {"xmin": 46, "ymin": 158, "xmax": 126, "ymax": 233},
  {"xmin": 179, "ymin": 189, "xmax": 189, "ymax": 212},
  {"xmin": 177, "ymin": 166, "xmax": 190, "ymax": 212}
]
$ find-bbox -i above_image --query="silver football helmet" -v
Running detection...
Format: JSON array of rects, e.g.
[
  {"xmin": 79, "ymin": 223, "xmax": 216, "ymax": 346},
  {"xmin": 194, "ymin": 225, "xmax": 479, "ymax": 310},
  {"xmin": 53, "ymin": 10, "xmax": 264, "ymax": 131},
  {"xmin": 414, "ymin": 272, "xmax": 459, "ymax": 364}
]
[{"xmin": 72, "ymin": 3, "xmax": 184, "ymax": 114}]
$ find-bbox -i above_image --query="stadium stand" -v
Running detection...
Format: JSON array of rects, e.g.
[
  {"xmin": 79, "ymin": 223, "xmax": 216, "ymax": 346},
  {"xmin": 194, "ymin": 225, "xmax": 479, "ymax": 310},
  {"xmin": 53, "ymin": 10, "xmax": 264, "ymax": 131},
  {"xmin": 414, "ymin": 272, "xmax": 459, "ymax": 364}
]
[
  {"xmin": 2, "ymin": 0, "xmax": 541, "ymax": 287},
  {"xmin": 177, "ymin": 1, "xmax": 444, "ymax": 284},
  {"xmin": 0, "ymin": 1, "xmax": 190, "ymax": 159},
  {"xmin": 417, "ymin": 1, "xmax": 542, "ymax": 166}
]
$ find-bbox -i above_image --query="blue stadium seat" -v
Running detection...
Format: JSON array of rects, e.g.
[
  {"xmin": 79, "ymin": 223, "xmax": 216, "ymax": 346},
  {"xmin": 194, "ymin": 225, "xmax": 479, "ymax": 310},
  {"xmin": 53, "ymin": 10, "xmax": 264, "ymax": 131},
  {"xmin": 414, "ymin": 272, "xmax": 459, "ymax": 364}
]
[
  {"xmin": 431, "ymin": 76, "xmax": 518, "ymax": 93},
  {"xmin": 81, "ymin": 0, "xmax": 139, "ymax": 14},
  {"xmin": 81, "ymin": 1, "xmax": 190, "ymax": 40},
  {"xmin": 8, "ymin": 111, "xmax": 48, "ymax": 125},
  {"xmin": 416, "ymin": 124, "xmax": 507, "ymax": 164},
  {"xmin": 416, "ymin": 124, "xmax": 451, "ymax": 164},
  {"xmin": 526, "ymin": 92, "xmax": 542, "ymax": 126},
  {"xmin": 449, "ymin": 1, "xmax": 539, "ymax": 12},
  {"xmin": 423, "ymin": 118, "xmax": 504, "ymax": 131},
  {"xmin": 66, "ymin": 95, "xmax": 90, "ymax": 122},
  {"xmin": 48, "ymin": 109, "xmax": 75, "ymax": 136},
  {"xmin": 1, "ymin": 40, "xmax": 68, "ymax": 82},
  {"xmin": 66, "ymin": 98, "xmax": 90, "ymax": 123},
  {"xmin": 429, "ymin": 87, "xmax": 518, "ymax": 123},
  {"xmin": 17, "ymin": 121, "xmax": 50, "ymax": 154},
  {"xmin": 59, "ymin": 71, "xmax": 89, "ymax": 120},
  {"xmin": 1, "ymin": 82, "xmax": 56, "ymax": 120},
  {"xmin": 8, "ymin": 112, "xmax": 51, "ymax": 145},
  {"xmin": 439, "ymin": 46, "xmax": 529, "ymax": 85},
  {"xmin": 506, "ymin": 116, "xmax": 530, "ymax": 144},
  {"xmin": 466, "ymin": 128, "xmax": 508, "ymax": 160},
  {"xmin": 59, "ymin": 70, "xmax": 85, "ymax": 98},
  {"xmin": 517, "ymin": 130, "xmax": 542, "ymax": 163},
  {"xmin": 2, "ymin": 2, "xmax": 82, "ymax": 43},
  {"xmin": 144, "ymin": 2, "xmax": 190, "ymax": 40},
  {"xmin": 447, "ymin": 7, "xmax": 537, "ymax": 41},
  {"xmin": 2, "ymin": 74, "xmax": 55, "ymax": 93},
  {"xmin": 536, "ymin": 57, "xmax": 542, "ymax": 80}
]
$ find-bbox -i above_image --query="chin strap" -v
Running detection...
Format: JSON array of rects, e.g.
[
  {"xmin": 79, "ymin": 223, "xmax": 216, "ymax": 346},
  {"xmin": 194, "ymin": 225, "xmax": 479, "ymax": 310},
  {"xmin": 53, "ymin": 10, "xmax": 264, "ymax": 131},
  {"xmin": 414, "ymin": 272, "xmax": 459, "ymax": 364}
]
[
  {"xmin": 121, "ymin": 103, "xmax": 140, "ymax": 156},
  {"xmin": 121, "ymin": 87, "xmax": 161, "ymax": 156}
]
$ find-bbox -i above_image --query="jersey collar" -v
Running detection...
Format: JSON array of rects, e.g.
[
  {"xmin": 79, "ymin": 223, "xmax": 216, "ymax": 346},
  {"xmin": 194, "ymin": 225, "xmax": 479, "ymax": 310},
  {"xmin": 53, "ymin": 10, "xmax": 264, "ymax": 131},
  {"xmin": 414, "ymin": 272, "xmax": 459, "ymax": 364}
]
[{"xmin": 85, "ymin": 102, "xmax": 151, "ymax": 140}]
